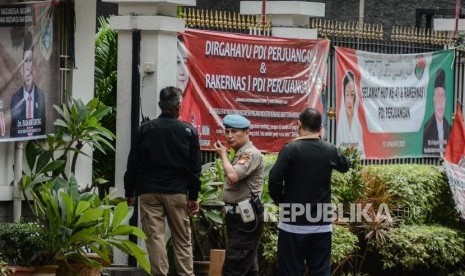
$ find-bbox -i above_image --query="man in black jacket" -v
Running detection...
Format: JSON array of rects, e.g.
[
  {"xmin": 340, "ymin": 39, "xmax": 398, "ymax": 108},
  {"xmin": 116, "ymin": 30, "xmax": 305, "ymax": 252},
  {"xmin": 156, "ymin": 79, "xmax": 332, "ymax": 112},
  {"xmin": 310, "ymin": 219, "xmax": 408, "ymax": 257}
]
[
  {"xmin": 269, "ymin": 108, "xmax": 350, "ymax": 276},
  {"xmin": 124, "ymin": 86, "xmax": 201, "ymax": 276}
]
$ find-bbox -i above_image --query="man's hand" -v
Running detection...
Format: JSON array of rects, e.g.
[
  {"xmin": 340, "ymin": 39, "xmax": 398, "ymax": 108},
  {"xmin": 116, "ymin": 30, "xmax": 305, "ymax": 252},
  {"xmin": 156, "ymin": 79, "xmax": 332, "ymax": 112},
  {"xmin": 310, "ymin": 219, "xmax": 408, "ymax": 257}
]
[
  {"xmin": 214, "ymin": 140, "xmax": 240, "ymax": 184},
  {"xmin": 187, "ymin": 200, "xmax": 200, "ymax": 216},
  {"xmin": 126, "ymin": 196, "xmax": 135, "ymax": 206},
  {"xmin": 214, "ymin": 140, "xmax": 228, "ymax": 157}
]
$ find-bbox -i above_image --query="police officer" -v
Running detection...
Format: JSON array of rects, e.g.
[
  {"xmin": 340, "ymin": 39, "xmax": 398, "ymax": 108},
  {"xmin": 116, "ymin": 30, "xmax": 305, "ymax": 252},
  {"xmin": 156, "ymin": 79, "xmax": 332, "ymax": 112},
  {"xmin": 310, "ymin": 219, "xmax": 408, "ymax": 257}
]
[{"xmin": 214, "ymin": 114, "xmax": 264, "ymax": 276}]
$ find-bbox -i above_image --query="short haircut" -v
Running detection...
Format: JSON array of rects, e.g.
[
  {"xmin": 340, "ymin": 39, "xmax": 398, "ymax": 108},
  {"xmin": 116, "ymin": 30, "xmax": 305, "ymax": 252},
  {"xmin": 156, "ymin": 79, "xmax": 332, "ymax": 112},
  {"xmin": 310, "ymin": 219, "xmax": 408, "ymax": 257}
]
[
  {"xmin": 23, "ymin": 31, "xmax": 33, "ymax": 53},
  {"xmin": 158, "ymin": 86, "xmax": 181, "ymax": 111},
  {"xmin": 435, "ymin": 68, "xmax": 445, "ymax": 89},
  {"xmin": 299, "ymin": 108, "xmax": 322, "ymax": 132}
]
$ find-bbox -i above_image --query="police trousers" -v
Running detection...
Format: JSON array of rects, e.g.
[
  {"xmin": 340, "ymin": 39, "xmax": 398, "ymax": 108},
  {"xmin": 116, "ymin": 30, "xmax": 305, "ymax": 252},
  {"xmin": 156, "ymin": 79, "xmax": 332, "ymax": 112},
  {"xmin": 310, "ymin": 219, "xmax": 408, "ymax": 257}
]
[{"xmin": 222, "ymin": 213, "xmax": 264, "ymax": 276}]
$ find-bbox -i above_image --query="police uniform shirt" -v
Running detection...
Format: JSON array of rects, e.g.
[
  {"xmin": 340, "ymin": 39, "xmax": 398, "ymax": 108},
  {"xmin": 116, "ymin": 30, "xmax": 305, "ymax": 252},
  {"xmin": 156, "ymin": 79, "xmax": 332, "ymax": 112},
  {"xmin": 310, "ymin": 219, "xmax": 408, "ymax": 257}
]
[{"xmin": 222, "ymin": 141, "xmax": 264, "ymax": 204}]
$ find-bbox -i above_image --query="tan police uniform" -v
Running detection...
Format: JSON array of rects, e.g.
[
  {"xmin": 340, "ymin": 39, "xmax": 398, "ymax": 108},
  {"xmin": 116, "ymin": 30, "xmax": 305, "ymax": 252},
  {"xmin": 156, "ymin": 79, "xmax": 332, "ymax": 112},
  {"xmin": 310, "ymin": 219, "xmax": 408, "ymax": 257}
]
[
  {"xmin": 222, "ymin": 140, "xmax": 264, "ymax": 276},
  {"xmin": 223, "ymin": 141, "xmax": 263, "ymax": 204}
]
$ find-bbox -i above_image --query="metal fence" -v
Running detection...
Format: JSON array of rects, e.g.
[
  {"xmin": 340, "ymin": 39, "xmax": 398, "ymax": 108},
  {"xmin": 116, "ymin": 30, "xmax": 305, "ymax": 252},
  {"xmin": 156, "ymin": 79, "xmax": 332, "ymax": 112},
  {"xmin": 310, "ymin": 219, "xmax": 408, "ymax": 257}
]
[
  {"xmin": 183, "ymin": 9, "xmax": 465, "ymax": 166},
  {"xmin": 59, "ymin": 2, "xmax": 74, "ymax": 104}
]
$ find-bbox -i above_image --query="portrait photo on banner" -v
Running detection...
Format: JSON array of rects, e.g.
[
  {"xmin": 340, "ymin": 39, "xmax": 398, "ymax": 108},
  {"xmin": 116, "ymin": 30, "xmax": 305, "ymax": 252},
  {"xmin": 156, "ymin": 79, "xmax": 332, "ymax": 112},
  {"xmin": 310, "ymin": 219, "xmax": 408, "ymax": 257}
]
[
  {"xmin": 0, "ymin": 1, "xmax": 60, "ymax": 142},
  {"xmin": 336, "ymin": 70, "xmax": 365, "ymax": 157},
  {"xmin": 422, "ymin": 67, "xmax": 452, "ymax": 157}
]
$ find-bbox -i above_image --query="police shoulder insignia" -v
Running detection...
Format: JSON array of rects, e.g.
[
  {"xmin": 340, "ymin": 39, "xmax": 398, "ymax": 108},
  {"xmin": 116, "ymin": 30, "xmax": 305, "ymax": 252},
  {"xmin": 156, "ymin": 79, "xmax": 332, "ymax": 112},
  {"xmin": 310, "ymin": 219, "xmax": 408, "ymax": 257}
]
[{"xmin": 237, "ymin": 154, "xmax": 250, "ymax": 165}]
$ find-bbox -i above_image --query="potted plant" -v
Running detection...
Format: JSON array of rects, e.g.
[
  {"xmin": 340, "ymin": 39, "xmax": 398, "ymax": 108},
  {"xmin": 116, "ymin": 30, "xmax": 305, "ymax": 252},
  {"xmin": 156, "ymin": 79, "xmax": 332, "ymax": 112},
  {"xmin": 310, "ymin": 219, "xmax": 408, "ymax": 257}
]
[
  {"xmin": 28, "ymin": 176, "xmax": 150, "ymax": 275},
  {"xmin": 18, "ymin": 98, "xmax": 151, "ymax": 275},
  {"xmin": 21, "ymin": 97, "xmax": 115, "ymax": 193}
]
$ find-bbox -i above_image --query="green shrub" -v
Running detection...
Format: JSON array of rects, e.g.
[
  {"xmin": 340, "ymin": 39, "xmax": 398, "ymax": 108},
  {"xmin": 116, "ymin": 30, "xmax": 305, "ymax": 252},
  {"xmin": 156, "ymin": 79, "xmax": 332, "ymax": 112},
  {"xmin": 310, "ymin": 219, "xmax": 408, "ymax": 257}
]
[
  {"xmin": 262, "ymin": 153, "xmax": 279, "ymax": 223},
  {"xmin": 332, "ymin": 147, "xmax": 365, "ymax": 206},
  {"xmin": 215, "ymin": 151, "xmax": 464, "ymax": 274},
  {"xmin": 378, "ymin": 225, "xmax": 465, "ymax": 270},
  {"xmin": 332, "ymin": 225, "xmax": 359, "ymax": 265},
  {"xmin": 332, "ymin": 168, "xmax": 365, "ymax": 206},
  {"xmin": 0, "ymin": 222, "xmax": 52, "ymax": 266},
  {"xmin": 362, "ymin": 165, "xmax": 456, "ymax": 224},
  {"xmin": 260, "ymin": 222, "xmax": 279, "ymax": 264},
  {"xmin": 332, "ymin": 161, "xmax": 463, "ymax": 274},
  {"xmin": 333, "ymin": 164, "xmax": 458, "ymax": 226}
]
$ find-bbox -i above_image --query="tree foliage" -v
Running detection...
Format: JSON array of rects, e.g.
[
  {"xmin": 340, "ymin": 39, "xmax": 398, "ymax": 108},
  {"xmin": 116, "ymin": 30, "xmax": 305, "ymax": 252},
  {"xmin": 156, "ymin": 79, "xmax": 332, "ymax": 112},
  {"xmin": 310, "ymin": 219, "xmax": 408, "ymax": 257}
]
[{"xmin": 94, "ymin": 16, "xmax": 117, "ymax": 188}]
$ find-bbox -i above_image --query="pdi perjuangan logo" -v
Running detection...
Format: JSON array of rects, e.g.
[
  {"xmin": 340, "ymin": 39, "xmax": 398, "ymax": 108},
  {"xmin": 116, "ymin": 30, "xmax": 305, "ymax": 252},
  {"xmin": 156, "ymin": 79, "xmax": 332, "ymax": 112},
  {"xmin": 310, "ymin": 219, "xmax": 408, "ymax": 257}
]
[{"xmin": 414, "ymin": 55, "xmax": 426, "ymax": 80}]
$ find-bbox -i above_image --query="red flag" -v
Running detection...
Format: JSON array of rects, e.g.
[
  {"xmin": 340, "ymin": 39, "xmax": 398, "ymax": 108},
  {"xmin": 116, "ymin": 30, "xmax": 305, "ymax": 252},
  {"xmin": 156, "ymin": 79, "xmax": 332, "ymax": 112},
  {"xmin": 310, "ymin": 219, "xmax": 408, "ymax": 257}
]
[{"xmin": 444, "ymin": 103, "xmax": 465, "ymax": 164}]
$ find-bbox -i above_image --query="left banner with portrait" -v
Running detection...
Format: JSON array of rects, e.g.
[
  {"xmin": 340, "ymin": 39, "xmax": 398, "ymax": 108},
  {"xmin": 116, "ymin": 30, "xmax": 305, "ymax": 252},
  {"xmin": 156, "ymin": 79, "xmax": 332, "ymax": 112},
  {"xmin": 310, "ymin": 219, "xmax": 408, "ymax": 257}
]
[{"xmin": 0, "ymin": 1, "xmax": 60, "ymax": 142}]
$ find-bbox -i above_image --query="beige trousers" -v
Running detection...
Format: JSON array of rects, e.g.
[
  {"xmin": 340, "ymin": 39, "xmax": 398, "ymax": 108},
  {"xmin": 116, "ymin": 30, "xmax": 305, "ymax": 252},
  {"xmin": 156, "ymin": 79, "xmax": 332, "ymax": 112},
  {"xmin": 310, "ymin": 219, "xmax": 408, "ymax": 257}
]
[{"xmin": 139, "ymin": 193, "xmax": 194, "ymax": 276}]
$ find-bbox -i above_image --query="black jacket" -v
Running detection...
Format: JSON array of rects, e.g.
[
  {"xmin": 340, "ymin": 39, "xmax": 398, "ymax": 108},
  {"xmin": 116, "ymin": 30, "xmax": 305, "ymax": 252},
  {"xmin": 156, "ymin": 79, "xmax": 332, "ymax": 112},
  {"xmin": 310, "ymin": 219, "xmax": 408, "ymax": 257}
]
[
  {"xmin": 269, "ymin": 138, "xmax": 350, "ymax": 225},
  {"xmin": 124, "ymin": 113, "xmax": 201, "ymax": 200}
]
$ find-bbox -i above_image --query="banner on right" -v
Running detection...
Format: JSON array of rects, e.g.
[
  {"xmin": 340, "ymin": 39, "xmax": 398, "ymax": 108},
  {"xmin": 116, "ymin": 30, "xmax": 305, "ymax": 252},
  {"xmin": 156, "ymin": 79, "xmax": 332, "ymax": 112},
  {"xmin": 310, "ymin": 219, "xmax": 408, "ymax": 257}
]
[{"xmin": 336, "ymin": 47, "xmax": 454, "ymax": 159}]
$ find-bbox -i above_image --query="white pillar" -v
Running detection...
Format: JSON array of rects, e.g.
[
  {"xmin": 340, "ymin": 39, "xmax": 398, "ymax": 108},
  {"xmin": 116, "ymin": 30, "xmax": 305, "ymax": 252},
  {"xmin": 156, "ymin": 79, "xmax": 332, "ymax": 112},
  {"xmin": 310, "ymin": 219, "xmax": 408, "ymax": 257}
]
[
  {"xmin": 72, "ymin": 0, "xmax": 97, "ymax": 188},
  {"xmin": 104, "ymin": 0, "xmax": 195, "ymax": 266},
  {"xmin": 240, "ymin": 1, "xmax": 325, "ymax": 39}
]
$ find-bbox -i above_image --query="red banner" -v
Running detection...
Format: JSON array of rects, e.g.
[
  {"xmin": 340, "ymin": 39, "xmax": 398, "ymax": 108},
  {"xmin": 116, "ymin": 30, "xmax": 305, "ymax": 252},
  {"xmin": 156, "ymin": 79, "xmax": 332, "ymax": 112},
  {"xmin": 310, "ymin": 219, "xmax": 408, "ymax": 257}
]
[
  {"xmin": 178, "ymin": 30, "xmax": 330, "ymax": 152},
  {"xmin": 444, "ymin": 103, "xmax": 465, "ymax": 164}
]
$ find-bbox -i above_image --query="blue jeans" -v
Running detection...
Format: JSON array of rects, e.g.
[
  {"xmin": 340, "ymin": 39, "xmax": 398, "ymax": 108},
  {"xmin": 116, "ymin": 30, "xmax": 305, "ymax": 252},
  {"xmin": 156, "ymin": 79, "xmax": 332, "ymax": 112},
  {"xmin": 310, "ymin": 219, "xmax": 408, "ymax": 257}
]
[{"xmin": 277, "ymin": 229, "xmax": 331, "ymax": 276}]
